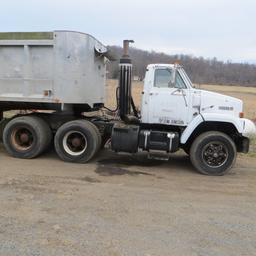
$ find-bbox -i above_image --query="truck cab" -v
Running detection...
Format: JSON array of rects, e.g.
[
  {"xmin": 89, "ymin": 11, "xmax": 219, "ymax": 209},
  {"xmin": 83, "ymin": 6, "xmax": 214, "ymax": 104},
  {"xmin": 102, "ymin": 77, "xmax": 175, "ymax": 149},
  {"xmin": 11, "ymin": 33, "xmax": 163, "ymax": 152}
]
[
  {"xmin": 142, "ymin": 64, "xmax": 243, "ymax": 125},
  {"xmin": 141, "ymin": 64, "xmax": 255, "ymax": 141}
]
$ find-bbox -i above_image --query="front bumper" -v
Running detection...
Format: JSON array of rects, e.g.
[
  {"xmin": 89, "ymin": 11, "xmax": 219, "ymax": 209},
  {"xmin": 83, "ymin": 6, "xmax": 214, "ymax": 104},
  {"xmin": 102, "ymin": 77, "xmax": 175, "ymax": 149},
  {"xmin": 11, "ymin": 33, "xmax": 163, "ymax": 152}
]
[
  {"xmin": 236, "ymin": 118, "xmax": 255, "ymax": 153},
  {"xmin": 241, "ymin": 118, "xmax": 256, "ymax": 137}
]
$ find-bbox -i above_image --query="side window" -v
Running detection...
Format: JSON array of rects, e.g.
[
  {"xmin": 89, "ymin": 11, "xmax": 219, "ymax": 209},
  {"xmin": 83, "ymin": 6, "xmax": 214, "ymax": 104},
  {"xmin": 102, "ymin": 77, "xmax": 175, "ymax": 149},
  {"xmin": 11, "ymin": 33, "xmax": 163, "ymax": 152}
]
[
  {"xmin": 154, "ymin": 69, "xmax": 173, "ymax": 88},
  {"xmin": 175, "ymin": 72, "xmax": 187, "ymax": 89}
]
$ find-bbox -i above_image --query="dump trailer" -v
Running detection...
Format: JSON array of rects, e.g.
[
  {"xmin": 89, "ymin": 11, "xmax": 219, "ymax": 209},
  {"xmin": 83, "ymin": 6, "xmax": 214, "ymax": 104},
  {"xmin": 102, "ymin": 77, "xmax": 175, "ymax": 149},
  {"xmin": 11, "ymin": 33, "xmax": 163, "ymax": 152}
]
[
  {"xmin": 0, "ymin": 30, "xmax": 255, "ymax": 175},
  {"xmin": 0, "ymin": 31, "xmax": 108, "ymax": 112}
]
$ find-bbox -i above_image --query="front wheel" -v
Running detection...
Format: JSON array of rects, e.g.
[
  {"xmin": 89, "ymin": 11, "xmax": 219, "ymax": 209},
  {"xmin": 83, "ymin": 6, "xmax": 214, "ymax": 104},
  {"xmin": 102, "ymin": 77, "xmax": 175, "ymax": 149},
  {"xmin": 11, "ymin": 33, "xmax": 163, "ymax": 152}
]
[{"xmin": 190, "ymin": 131, "xmax": 237, "ymax": 175}]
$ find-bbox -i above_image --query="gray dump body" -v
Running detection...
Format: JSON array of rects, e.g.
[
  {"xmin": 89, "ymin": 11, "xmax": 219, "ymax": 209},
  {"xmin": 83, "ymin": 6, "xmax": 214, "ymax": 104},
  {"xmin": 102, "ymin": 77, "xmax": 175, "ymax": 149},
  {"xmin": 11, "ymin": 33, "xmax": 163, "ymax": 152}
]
[{"xmin": 0, "ymin": 31, "xmax": 108, "ymax": 109}]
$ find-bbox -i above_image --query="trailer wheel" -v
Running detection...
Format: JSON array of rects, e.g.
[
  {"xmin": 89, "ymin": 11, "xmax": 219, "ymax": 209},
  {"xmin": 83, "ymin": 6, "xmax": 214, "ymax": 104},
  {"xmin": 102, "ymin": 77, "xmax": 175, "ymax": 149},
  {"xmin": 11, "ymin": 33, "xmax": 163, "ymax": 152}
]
[
  {"xmin": 3, "ymin": 116, "xmax": 52, "ymax": 159},
  {"xmin": 54, "ymin": 120, "xmax": 100, "ymax": 163},
  {"xmin": 190, "ymin": 131, "xmax": 237, "ymax": 175}
]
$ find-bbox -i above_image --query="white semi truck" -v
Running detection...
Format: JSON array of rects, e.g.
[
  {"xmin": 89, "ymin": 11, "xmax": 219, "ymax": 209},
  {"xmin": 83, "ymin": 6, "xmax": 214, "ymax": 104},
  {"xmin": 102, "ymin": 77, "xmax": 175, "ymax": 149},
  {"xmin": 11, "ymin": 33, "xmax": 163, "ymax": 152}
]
[{"xmin": 0, "ymin": 31, "xmax": 255, "ymax": 175}]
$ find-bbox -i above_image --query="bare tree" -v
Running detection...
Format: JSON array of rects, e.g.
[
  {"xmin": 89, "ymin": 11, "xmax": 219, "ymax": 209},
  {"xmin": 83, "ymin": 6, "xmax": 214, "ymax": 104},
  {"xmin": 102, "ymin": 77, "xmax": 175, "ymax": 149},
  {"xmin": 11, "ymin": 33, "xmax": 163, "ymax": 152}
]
[{"xmin": 107, "ymin": 46, "xmax": 256, "ymax": 87}]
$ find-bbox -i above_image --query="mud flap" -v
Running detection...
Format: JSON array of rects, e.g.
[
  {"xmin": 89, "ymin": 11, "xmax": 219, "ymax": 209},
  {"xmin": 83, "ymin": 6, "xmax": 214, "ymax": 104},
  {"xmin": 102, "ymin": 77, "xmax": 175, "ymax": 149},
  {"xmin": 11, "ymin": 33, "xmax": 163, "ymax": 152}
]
[{"xmin": 237, "ymin": 137, "xmax": 250, "ymax": 153}]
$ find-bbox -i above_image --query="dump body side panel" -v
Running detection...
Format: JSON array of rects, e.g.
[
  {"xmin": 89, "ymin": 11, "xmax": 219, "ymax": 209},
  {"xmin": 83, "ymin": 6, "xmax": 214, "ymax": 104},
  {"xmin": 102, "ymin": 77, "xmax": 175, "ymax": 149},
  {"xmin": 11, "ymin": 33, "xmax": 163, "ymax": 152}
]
[{"xmin": 0, "ymin": 31, "xmax": 106, "ymax": 107}]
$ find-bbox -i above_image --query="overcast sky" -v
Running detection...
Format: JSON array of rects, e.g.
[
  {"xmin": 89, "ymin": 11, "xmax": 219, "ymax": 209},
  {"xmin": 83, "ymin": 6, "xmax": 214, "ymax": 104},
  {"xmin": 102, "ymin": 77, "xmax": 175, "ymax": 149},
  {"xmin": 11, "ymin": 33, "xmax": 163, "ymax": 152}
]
[{"xmin": 0, "ymin": 0, "xmax": 255, "ymax": 63}]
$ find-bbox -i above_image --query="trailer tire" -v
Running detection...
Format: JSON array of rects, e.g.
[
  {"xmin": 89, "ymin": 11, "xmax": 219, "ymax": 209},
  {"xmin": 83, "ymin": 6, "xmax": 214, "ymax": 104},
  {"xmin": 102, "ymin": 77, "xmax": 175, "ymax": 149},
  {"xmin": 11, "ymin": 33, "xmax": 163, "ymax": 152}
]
[
  {"xmin": 54, "ymin": 120, "xmax": 100, "ymax": 163},
  {"xmin": 3, "ymin": 115, "xmax": 52, "ymax": 159},
  {"xmin": 190, "ymin": 131, "xmax": 236, "ymax": 176}
]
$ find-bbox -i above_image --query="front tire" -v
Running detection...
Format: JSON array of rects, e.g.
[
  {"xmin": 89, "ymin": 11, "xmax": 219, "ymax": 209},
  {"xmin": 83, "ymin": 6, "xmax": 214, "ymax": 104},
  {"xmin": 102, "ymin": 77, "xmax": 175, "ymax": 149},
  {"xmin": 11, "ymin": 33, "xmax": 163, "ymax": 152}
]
[
  {"xmin": 54, "ymin": 120, "xmax": 100, "ymax": 163},
  {"xmin": 190, "ymin": 131, "xmax": 237, "ymax": 175}
]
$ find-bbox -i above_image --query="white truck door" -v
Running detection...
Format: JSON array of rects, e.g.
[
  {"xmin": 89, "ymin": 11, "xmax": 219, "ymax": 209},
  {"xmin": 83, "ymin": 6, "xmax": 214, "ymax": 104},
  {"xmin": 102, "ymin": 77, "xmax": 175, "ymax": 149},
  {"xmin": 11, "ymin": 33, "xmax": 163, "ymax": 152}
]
[{"xmin": 147, "ymin": 68, "xmax": 190, "ymax": 126}]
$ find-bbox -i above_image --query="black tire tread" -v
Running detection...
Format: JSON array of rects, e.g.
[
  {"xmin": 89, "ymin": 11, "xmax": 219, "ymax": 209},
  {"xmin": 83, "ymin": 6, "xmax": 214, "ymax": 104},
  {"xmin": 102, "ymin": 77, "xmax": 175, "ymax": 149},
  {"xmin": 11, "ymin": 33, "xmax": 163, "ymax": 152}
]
[
  {"xmin": 30, "ymin": 116, "xmax": 52, "ymax": 154},
  {"xmin": 190, "ymin": 131, "xmax": 237, "ymax": 175},
  {"xmin": 80, "ymin": 120, "xmax": 102, "ymax": 152},
  {"xmin": 3, "ymin": 115, "xmax": 52, "ymax": 159},
  {"xmin": 54, "ymin": 120, "xmax": 99, "ymax": 163}
]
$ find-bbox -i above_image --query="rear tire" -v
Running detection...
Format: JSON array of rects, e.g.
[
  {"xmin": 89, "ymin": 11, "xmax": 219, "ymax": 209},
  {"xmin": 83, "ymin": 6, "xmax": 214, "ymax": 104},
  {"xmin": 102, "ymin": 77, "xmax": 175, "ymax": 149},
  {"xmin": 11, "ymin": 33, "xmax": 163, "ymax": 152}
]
[
  {"xmin": 3, "ymin": 115, "xmax": 52, "ymax": 159},
  {"xmin": 54, "ymin": 120, "xmax": 100, "ymax": 163},
  {"xmin": 190, "ymin": 131, "xmax": 237, "ymax": 175}
]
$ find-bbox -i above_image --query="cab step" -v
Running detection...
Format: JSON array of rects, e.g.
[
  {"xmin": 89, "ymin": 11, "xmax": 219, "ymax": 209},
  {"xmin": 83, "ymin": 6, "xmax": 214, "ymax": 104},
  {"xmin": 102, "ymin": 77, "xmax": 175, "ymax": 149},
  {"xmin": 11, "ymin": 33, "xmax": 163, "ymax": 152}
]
[{"xmin": 148, "ymin": 151, "xmax": 169, "ymax": 161}]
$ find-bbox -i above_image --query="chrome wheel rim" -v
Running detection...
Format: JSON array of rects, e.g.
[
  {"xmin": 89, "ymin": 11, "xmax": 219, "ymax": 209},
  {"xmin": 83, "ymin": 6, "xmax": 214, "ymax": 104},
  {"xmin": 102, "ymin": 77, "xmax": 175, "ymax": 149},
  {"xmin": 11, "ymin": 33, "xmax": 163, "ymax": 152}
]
[
  {"xmin": 202, "ymin": 141, "xmax": 228, "ymax": 168},
  {"xmin": 63, "ymin": 131, "xmax": 87, "ymax": 156}
]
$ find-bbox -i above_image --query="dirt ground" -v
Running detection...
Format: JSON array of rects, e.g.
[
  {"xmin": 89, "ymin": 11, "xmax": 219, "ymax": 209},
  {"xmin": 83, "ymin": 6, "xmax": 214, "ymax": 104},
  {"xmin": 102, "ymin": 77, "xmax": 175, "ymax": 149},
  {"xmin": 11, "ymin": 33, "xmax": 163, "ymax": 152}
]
[{"xmin": 0, "ymin": 144, "xmax": 256, "ymax": 256}]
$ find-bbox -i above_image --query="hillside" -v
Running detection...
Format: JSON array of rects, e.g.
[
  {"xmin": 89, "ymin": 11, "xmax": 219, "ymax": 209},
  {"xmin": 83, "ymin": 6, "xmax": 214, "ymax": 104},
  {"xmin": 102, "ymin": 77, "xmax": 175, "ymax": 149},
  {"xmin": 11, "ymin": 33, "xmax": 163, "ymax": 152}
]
[{"xmin": 107, "ymin": 46, "xmax": 256, "ymax": 87}]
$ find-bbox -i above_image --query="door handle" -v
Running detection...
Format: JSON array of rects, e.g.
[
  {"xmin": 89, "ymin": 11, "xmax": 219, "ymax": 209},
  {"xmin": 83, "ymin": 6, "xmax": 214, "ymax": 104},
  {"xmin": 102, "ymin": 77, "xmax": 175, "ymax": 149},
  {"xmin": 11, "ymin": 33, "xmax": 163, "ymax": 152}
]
[{"xmin": 149, "ymin": 92, "xmax": 158, "ymax": 96}]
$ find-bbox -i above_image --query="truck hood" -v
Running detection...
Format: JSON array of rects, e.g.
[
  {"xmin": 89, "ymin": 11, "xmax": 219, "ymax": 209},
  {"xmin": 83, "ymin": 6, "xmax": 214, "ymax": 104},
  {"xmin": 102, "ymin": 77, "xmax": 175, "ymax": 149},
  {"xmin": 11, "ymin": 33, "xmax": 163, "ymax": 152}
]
[{"xmin": 198, "ymin": 89, "xmax": 243, "ymax": 117}]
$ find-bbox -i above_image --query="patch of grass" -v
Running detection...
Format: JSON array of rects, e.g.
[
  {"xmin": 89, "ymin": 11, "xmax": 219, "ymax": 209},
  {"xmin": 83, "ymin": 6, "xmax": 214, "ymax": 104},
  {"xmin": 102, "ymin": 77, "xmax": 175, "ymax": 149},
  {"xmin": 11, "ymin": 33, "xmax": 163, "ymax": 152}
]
[
  {"xmin": 241, "ymin": 135, "xmax": 256, "ymax": 158},
  {"xmin": 247, "ymin": 152, "xmax": 256, "ymax": 158},
  {"xmin": 248, "ymin": 135, "xmax": 256, "ymax": 157}
]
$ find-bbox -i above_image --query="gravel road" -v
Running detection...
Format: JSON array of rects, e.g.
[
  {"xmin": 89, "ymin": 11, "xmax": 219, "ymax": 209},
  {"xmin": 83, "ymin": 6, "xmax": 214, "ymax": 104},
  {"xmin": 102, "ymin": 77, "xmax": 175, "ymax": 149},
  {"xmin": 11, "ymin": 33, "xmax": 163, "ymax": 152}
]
[{"xmin": 0, "ymin": 144, "xmax": 256, "ymax": 256}]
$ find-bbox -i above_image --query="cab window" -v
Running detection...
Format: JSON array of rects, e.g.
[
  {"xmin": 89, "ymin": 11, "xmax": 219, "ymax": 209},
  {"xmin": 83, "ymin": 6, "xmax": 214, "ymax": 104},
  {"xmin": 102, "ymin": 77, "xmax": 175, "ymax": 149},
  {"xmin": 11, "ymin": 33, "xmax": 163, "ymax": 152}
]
[
  {"xmin": 154, "ymin": 69, "xmax": 173, "ymax": 88},
  {"xmin": 154, "ymin": 69, "xmax": 186, "ymax": 89}
]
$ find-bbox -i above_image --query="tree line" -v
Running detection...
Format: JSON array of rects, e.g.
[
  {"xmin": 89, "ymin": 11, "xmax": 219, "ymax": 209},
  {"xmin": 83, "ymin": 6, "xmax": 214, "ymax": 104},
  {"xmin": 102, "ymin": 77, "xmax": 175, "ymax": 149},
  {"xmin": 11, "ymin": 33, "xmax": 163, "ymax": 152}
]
[{"xmin": 107, "ymin": 46, "xmax": 256, "ymax": 86}]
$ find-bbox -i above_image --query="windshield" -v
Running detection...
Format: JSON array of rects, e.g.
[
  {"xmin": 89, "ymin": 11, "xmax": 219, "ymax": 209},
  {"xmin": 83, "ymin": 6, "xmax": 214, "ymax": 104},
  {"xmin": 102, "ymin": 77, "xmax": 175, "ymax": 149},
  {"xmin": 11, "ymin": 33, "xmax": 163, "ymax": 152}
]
[{"xmin": 179, "ymin": 68, "xmax": 194, "ymax": 88}]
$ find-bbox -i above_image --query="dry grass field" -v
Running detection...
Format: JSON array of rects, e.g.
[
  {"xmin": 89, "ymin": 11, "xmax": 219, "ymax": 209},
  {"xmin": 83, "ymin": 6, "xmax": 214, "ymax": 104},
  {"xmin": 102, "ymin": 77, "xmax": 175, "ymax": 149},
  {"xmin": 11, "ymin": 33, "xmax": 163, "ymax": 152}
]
[
  {"xmin": 106, "ymin": 79, "xmax": 256, "ymax": 120},
  {"xmin": 199, "ymin": 84, "xmax": 256, "ymax": 120},
  {"xmin": 106, "ymin": 80, "xmax": 143, "ymax": 110}
]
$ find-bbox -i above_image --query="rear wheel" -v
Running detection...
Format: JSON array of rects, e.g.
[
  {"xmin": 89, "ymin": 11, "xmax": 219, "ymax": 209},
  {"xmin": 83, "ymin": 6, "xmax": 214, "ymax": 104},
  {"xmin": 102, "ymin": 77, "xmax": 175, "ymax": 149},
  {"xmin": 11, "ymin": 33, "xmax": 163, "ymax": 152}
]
[
  {"xmin": 3, "ymin": 115, "xmax": 52, "ymax": 159},
  {"xmin": 54, "ymin": 120, "xmax": 100, "ymax": 163},
  {"xmin": 190, "ymin": 131, "xmax": 237, "ymax": 175}
]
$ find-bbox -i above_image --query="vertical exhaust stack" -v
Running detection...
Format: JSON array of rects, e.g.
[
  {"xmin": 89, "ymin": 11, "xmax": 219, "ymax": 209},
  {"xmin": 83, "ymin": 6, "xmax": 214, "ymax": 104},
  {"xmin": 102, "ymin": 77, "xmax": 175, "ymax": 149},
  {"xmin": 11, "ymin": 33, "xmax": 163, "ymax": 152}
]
[{"xmin": 119, "ymin": 40, "xmax": 134, "ymax": 120}]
